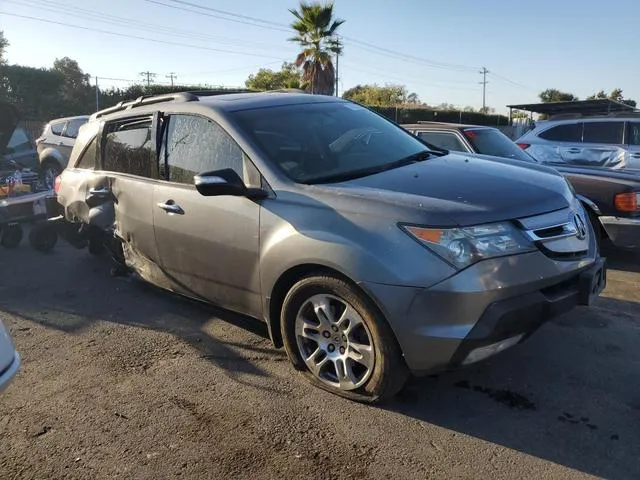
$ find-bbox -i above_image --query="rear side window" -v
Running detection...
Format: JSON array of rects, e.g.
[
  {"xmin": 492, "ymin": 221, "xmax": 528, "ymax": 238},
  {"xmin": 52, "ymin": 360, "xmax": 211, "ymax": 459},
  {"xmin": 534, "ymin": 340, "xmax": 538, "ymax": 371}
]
[
  {"xmin": 538, "ymin": 123, "xmax": 582, "ymax": 142},
  {"xmin": 103, "ymin": 118, "xmax": 156, "ymax": 179},
  {"xmin": 75, "ymin": 137, "xmax": 97, "ymax": 169},
  {"xmin": 50, "ymin": 122, "xmax": 65, "ymax": 136},
  {"xmin": 582, "ymin": 121, "xmax": 624, "ymax": 144},
  {"xmin": 628, "ymin": 123, "xmax": 640, "ymax": 146},
  {"xmin": 63, "ymin": 118, "xmax": 87, "ymax": 139},
  {"xmin": 416, "ymin": 131, "xmax": 467, "ymax": 152},
  {"xmin": 162, "ymin": 114, "xmax": 245, "ymax": 184}
]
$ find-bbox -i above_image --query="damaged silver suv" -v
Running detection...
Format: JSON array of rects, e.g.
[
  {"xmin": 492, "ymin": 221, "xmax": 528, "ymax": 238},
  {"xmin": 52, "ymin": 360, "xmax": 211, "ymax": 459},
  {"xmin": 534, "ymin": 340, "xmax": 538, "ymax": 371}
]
[{"xmin": 55, "ymin": 92, "xmax": 606, "ymax": 402}]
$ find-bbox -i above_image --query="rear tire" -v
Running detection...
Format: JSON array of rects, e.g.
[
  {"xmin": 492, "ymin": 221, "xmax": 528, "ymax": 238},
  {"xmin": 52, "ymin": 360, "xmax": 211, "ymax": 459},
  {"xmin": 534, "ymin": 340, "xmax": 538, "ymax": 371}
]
[
  {"xmin": 281, "ymin": 274, "xmax": 408, "ymax": 403},
  {"xmin": 1, "ymin": 224, "xmax": 23, "ymax": 248},
  {"xmin": 29, "ymin": 224, "xmax": 58, "ymax": 252}
]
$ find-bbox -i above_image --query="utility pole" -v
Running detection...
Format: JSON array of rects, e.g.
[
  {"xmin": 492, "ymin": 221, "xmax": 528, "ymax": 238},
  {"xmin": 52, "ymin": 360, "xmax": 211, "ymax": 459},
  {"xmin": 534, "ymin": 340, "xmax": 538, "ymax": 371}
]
[
  {"xmin": 329, "ymin": 35, "xmax": 343, "ymax": 97},
  {"xmin": 479, "ymin": 67, "xmax": 489, "ymax": 112},
  {"xmin": 139, "ymin": 71, "xmax": 156, "ymax": 87},
  {"xmin": 95, "ymin": 76, "xmax": 99, "ymax": 112},
  {"xmin": 166, "ymin": 72, "xmax": 177, "ymax": 87}
]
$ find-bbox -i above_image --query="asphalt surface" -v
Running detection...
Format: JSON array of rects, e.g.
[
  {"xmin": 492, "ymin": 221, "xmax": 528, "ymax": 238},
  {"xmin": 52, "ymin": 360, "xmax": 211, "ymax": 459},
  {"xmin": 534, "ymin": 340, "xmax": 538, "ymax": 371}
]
[{"xmin": 0, "ymin": 239, "xmax": 639, "ymax": 479}]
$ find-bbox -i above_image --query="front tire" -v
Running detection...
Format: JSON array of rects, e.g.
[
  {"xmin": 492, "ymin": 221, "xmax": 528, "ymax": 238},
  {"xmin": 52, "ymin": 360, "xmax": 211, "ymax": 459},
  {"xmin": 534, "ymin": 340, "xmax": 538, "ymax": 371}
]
[
  {"xmin": 1, "ymin": 224, "xmax": 23, "ymax": 248},
  {"xmin": 281, "ymin": 274, "xmax": 408, "ymax": 403}
]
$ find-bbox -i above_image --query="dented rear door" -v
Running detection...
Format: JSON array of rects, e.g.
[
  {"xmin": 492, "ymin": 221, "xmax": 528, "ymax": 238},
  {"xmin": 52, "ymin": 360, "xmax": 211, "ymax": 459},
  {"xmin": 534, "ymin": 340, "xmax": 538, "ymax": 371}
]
[{"xmin": 100, "ymin": 113, "xmax": 161, "ymax": 272}]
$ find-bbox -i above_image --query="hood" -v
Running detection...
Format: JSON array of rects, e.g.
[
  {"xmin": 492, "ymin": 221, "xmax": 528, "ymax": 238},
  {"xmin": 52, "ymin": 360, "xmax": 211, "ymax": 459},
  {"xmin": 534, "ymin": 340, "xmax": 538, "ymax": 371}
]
[
  {"xmin": 302, "ymin": 152, "xmax": 573, "ymax": 227},
  {"xmin": 0, "ymin": 102, "xmax": 19, "ymax": 155},
  {"xmin": 553, "ymin": 164, "xmax": 640, "ymax": 182}
]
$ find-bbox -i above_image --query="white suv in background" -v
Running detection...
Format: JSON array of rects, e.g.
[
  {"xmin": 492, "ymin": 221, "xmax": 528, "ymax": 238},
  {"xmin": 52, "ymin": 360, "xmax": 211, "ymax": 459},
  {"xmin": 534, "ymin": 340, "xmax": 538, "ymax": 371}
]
[
  {"xmin": 36, "ymin": 115, "xmax": 89, "ymax": 188},
  {"xmin": 516, "ymin": 115, "xmax": 640, "ymax": 170}
]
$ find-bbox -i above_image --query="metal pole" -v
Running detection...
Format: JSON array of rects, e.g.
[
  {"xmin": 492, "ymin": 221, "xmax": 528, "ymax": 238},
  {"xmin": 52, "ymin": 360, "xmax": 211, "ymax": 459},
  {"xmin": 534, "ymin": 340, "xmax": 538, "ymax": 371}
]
[
  {"xmin": 479, "ymin": 67, "xmax": 489, "ymax": 111},
  {"xmin": 335, "ymin": 49, "xmax": 339, "ymax": 97},
  {"xmin": 95, "ymin": 76, "xmax": 99, "ymax": 112}
]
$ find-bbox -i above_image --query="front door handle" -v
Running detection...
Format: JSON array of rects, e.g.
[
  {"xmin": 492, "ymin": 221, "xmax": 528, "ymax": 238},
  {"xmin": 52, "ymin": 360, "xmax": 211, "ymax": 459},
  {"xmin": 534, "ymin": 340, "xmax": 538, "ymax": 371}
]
[
  {"xmin": 631, "ymin": 153, "xmax": 640, "ymax": 159},
  {"xmin": 157, "ymin": 201, "xmax": 184, "ymax": 215},
  {"xmin": 88, "ymin": 186, "xmax": 111, "ymax": 197},
  {"xmin": 566, "ymin": 148, "xmax": 581, "ymax": 154}
]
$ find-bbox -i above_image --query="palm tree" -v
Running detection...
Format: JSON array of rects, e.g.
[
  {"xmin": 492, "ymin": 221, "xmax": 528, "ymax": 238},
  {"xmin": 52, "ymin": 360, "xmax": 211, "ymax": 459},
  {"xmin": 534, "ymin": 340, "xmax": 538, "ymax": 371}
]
[{"xmin": 289, "ymin": 2, "xmax": 344, "ymax": 96}]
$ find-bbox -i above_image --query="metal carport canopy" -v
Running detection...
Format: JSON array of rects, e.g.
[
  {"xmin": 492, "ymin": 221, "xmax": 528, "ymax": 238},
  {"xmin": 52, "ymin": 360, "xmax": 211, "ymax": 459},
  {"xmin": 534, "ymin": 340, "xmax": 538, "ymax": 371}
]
[{"xmin": 506, "ymin": 99, "xmax": 636, "ymax": 116}]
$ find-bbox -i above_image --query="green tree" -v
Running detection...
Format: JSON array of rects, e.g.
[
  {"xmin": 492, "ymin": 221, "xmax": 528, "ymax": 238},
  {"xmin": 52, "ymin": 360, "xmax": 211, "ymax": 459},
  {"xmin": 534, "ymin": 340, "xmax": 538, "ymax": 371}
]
[
  {"xmin": 539, "ymin": 88, "xmax": 578, "ymax": 103},
  {"xmin": 0, "ymin": 31, "xmax": 8, "ymax": 64},
  {"xmin": 342, "ymin": 84, "xmax": 416, "ymax": 106},
  {"xmin": 587, "ymin": 88, "xmax": 636, "ymax": 107},
  {"xmin": 289, "ymin": 1, "xmax": 344, "ymax": 95},
  {"xmin": 245, "ymin": 62, "xmax": 301, "ymax": 91}
]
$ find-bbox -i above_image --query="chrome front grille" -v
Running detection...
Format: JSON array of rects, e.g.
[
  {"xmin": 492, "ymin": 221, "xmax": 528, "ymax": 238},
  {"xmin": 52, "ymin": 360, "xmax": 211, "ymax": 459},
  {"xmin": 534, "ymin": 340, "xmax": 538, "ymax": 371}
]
[{"xmin": 517, "ymin": 206, "xmax": 589, "ymax": 259}]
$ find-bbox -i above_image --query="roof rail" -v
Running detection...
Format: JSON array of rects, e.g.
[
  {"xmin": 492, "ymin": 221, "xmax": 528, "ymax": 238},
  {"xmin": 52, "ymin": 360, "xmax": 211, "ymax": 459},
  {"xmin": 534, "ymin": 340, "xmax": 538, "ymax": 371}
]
[
  {"xmin": 548, "ymin": 111, "xmax": 640, "ymax": 120},
  {"xmin": 267, "ymin": 88, "xmax": 307, "ymax": 94},
  {"xmin": 91, "ymin": 92, "xmax": 199, "ymax": 119}
]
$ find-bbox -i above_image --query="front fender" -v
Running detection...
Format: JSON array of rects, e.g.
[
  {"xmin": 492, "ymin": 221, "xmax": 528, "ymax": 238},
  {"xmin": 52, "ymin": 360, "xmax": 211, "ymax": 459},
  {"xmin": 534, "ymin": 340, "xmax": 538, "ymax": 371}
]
[{"xmin": 260, "ymin": 226, "xmax": 396, "ymax": 298}]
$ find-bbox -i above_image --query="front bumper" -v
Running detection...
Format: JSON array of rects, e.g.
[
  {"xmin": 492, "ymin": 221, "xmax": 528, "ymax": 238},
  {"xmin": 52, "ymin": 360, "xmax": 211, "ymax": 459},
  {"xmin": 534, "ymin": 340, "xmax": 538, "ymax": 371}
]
[
  {"xmin": 599, "ymin": 216, "xmax": 640, "ymax": 249},
  {"xmin": 361, "ymin": 252, "xmax": 606, "ymax": 375},
  {"xmin": 0, "ymin": 352, "xmax": 21, "ymax": 393}
]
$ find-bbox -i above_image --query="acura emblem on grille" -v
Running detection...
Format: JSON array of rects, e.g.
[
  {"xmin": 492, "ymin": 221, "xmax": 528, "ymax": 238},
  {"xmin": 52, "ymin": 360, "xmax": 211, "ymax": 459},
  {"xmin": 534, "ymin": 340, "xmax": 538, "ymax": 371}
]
[{"xmin": 573, "ymin": 213, "xmax": 587, "ymax": 240}]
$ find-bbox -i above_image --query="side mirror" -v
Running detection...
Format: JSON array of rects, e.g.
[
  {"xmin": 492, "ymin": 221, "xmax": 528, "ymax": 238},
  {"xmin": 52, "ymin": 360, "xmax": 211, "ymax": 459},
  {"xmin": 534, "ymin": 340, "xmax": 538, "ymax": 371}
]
[{"xmin": 194, "ymin": 168, "xmax": 249, "ymax": 197}]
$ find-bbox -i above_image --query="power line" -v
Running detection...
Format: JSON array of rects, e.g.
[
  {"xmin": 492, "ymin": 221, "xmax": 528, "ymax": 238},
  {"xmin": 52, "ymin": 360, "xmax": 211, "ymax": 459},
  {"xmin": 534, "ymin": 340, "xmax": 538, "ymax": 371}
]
[
  {"xmin": 146, "ymin": 0, "xmax": 482, "ymax": 74},
  {"xmin": 143, "ymin": 0, "xmax": 291, "ymax": 33},
  {"xmin": 488, "ymin": 71, "xmax": 535, "ymax": 91},
  {"xmin": 163, "ymin": 0, "xmax": 288, "ymax": 28},
  {"xmin": 0, "ymin": 11, "xmax": 286, "ymax": 60},
  {"xmin": 8, "ymin": 0, "xmax": 290, "ymax": 54}
]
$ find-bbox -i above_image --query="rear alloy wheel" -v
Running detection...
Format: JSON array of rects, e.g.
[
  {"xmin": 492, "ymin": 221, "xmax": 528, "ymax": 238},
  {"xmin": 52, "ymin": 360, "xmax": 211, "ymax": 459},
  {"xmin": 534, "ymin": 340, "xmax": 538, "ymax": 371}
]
[{"xmin": 281, "ymin": 274, "xmax": 408, "ymax": 403}]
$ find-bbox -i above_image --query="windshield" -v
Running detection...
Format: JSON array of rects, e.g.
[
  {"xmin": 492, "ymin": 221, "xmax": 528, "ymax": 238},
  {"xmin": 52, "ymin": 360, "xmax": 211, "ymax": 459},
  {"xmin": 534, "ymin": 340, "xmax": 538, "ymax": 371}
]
[
  {"xmin": 463, "ymin": 128, "xmax": 535, "ymax": 163},
  {"xmin": 232, "ymin": 102, "xmax": 429, "ymax": 183}
]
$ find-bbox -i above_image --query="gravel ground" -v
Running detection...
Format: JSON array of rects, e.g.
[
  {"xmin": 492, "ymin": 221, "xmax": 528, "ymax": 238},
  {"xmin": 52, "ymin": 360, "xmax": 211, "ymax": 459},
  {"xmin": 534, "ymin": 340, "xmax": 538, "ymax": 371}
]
[{"xmin": 1, "ymin": 241, "xmax": 639, "ymax": 480}]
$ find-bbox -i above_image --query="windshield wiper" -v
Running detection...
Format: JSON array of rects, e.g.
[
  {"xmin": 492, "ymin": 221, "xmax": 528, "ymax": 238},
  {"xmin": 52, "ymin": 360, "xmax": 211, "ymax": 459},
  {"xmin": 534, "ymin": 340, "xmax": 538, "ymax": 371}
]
[{"xmin": 306, "ymin": 149, "xmax": 434, "ymax": 185}]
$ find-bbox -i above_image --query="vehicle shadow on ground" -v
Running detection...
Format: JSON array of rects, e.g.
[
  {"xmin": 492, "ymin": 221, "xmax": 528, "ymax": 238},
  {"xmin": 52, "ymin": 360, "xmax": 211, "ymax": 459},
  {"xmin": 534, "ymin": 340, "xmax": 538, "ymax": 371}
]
[
  {"xmin": 384, "ymin": 297, "xmax": 640, "ymax": 480},
  {"xmin": 0, "ymin": 244, "xmax": 286, "ymax": 391},
  {"xmin": 602, "ymin": 244, "xmax": 640, "ymax": 273}
]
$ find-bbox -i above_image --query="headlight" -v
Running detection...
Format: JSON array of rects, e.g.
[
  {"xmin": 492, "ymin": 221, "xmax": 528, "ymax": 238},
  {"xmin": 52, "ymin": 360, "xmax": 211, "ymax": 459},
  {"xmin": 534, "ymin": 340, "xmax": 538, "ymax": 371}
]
[{"xmin": 401, "ymin": 222, "xmax": 534, "ymax": 269}]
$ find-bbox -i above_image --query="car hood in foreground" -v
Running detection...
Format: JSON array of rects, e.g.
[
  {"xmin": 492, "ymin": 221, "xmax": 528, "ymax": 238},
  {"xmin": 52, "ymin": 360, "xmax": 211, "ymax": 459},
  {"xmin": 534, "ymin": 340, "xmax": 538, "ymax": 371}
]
[{"xmin": 295, "ymin": 153, "xmax": 573, "ymax": 227}]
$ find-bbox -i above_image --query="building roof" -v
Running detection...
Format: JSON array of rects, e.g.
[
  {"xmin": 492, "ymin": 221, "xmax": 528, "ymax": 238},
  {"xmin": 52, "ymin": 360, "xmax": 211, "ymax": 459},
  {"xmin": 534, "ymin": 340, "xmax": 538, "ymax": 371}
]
[{"xmin": 506, "ymin": 99, "xmax": 636, "ymax": 116}]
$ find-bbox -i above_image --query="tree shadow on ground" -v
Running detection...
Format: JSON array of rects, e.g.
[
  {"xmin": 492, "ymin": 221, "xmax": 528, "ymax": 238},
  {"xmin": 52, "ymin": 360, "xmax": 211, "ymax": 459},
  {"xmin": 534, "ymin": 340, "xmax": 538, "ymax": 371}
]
[{"xmin": 0, "ymin": 243, "xmax": 286, "ymax": 392}]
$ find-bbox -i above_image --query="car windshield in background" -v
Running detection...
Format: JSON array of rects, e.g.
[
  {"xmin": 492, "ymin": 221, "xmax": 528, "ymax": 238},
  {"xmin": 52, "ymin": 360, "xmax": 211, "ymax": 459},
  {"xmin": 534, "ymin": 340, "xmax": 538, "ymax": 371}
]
[
  {"xmin": 464, "ymin": 128, "xmax": 534, "ymax": 163},
  {"xmin": 232, "ymin": 102, "xmax": 429, "ymax": 184}
]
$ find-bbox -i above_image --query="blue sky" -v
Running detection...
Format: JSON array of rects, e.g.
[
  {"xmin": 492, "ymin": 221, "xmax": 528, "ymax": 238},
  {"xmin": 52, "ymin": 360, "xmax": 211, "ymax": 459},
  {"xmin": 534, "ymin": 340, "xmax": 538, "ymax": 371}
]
[{"xmin": 2, "ymin": 0, "xmax": 638, "ymax": 113}]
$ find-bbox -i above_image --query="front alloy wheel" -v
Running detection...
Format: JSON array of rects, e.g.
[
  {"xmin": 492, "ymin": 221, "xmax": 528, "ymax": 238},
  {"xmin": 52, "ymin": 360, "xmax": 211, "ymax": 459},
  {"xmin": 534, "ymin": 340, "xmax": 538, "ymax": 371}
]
[
  {"xmin": 281, "ymin": 274, "xmax": 408, "ymax": 403},
  {"xmin": 295, "ymin": 294, "xmax": 375, "ymax": 390}
]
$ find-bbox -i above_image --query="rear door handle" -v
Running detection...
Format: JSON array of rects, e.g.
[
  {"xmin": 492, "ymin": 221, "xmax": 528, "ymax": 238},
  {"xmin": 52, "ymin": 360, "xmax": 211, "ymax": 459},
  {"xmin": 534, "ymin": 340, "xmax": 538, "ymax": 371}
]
[
  {"xmin": 566, "ymin": 148, "xmax": 581, "ymax": 154},
  {"xmin": 157, "ymin": 201, "xmax": 184, "ymax": 215},
  {"xmin": 631, "ymin": 153, "xmax": 640, "ymax": 159},
  {"xmin": 88, "ymin": 187, "xmax": 111, "ymax": 197}
]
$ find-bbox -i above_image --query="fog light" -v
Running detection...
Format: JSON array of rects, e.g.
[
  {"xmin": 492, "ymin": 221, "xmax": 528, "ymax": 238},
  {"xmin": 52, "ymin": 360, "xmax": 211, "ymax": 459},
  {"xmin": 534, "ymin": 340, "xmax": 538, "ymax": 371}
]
[{"xmin": 462, "ymin": 334, "xmax": 524, "ymax": 365}]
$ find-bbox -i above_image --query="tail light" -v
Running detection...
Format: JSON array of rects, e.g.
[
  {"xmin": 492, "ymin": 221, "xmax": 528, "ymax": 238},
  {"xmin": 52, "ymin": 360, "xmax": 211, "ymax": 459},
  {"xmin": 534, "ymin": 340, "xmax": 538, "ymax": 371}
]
[
  {"xmin": 54, "ymin": 175, "xmax": 62, "ymax": 194},
  {"xmin": 516, "ymin": 143, "xmax": 530, "ymax": 150},
  {"xmin": 614, "ymin": 192, "xmax": 640, "ymax": 212}
]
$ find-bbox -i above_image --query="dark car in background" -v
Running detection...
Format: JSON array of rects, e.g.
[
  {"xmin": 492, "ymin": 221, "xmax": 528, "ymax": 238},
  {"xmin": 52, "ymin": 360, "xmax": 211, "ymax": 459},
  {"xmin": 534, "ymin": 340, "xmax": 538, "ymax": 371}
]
[{"xmin": 403, "ymin": 122, "xmax": 640, "ymax": 250}]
